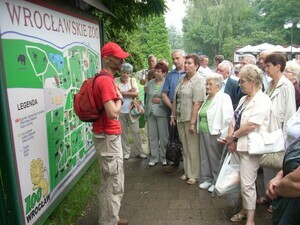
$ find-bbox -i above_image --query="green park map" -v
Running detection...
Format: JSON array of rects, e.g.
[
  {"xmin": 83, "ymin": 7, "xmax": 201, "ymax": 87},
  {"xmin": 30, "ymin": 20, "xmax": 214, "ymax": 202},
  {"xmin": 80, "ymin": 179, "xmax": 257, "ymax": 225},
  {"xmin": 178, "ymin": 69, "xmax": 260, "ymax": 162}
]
[{"xmin": 3, "ymin": 39, "xmax": 99, "ymax": 190}]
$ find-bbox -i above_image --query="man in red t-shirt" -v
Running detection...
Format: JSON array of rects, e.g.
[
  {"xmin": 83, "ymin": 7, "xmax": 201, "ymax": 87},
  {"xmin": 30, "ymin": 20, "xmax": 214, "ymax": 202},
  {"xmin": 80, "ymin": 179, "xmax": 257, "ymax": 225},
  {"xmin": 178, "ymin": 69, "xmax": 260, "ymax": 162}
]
[{"xmin": 93, "ymin": 42, "xmax": 130, "ymax": 225}]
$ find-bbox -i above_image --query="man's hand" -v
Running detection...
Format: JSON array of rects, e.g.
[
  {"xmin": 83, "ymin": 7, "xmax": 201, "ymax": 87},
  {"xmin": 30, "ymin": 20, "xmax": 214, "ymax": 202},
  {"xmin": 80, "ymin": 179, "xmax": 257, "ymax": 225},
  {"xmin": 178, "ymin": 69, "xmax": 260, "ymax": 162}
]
[
  {"xmin": 116, "ymin": 87, "xmax": 123, "ymax": 100},
  {"xmin": 217, "ymin": 138, "xmax": 226, "ymax": 145},
  {"xmin": 188, "ymin": 123, "xmax": 195, "ymax": 134},
  {"xmin": 128, "ymin": 88, "xmax": 137, "ymax": 92},
  {"xmin": 227, "ymin": 141, "xmax": 236, "ymax": 152},
  {"xmin": 170, "ymin": 117, "xmax": 176, "ymax": 126},
  {"xmin": 152, "ymin": 97, "xmax": 161, "ymax": 104},
  {"xmin": 266, "ymin": 170, "xmax": 283, "ymax": 200}
]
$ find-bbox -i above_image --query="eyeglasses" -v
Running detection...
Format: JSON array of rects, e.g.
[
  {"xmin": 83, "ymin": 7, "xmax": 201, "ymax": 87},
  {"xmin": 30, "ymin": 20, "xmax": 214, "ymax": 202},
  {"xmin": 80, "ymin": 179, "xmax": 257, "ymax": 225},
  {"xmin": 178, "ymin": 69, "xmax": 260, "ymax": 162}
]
[
  {"xmin": 239, "ymin": 79, "xmax": 249, "ymax": 84},
  {"xmin": 216, "ymin": 68, "xmax": 226, "ymax": 73},
  {"xmin": 284, "ymin": 70, "xmax": 294, "ymax": 74},
  {"xmin": 206, "ymin": 82, "xmax": 218, "ymax": 87}
]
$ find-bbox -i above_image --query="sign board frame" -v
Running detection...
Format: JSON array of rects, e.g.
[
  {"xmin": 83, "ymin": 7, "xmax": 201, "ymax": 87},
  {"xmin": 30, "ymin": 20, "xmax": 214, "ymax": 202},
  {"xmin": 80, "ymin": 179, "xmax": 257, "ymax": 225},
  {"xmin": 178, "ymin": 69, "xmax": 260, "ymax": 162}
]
[{"xmin": 0, "ymin": 0, "xmax": 102, "ymax": 224}]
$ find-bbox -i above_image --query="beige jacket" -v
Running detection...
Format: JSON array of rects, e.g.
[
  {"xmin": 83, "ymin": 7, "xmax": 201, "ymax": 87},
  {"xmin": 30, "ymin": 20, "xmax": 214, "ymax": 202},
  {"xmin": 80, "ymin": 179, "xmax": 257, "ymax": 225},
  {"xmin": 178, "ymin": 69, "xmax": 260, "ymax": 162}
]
[
  {"xmin": 266, "ymin": 76, "xmax": 296, "ymax": 133},
  {"xmin": 235, "ymin": 90, "xmax": 271, "ymax": 152}
]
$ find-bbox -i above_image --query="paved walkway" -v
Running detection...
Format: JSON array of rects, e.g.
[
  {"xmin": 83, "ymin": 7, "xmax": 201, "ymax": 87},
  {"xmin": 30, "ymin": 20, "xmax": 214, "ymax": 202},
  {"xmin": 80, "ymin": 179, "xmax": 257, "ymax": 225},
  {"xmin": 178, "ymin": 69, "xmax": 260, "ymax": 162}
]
[{"xmin": 76, "ymin": 157, "xmax": 273, "ymax": 225}]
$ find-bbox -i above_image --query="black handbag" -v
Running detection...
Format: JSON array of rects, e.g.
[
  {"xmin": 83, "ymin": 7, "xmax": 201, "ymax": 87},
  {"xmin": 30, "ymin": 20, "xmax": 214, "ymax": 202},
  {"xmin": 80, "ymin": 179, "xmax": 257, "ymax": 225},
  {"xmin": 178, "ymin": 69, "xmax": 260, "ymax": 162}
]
[{"xmin": 166, "ymin": 126, "xmax": 182, "ymax": 162}]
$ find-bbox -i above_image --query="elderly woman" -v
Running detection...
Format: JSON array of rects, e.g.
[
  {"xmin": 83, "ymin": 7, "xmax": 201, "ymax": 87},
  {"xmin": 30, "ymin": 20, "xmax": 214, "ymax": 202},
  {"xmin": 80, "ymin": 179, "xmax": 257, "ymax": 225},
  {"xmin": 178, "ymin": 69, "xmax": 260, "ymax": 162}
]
[
  {"xmin": 170, "ymin": 54, "xmax": 206, "ymax": 185},
  {"xmin": 114, "ymin": 63, "xmax": 147, "ymax": 160},
  {"xmin": 197, "ymin": 73, "xmax": 234, "ymax": 193},
  {"xmin": 284, "ymin": 60, "xmax": 300, "ymax": 108},
  {"xmin": 226, "ymin": 64, "xmax": 272, "ymax": 225},
  {"xmin": 262, "ymin": 53, "xmax": 296, "ymax": 213},
  {"xmin": 145, "ymin": 62, "xmax": 169, "ymax": 166}
]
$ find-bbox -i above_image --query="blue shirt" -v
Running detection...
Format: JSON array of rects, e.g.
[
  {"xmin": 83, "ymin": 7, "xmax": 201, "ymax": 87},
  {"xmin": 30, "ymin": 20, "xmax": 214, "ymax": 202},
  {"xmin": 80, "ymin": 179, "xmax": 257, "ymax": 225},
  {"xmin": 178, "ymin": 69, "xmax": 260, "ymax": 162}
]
[{"xmin": 162, "ymin": 69, "xmax": 185, "ymax": 102}]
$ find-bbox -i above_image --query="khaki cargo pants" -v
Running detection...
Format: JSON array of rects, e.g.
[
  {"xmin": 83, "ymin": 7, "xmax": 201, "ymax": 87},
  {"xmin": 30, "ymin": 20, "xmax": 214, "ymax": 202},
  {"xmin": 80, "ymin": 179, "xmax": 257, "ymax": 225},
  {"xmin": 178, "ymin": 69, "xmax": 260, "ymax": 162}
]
[{"xmin": 93, "ymin": 134, "xmax": 124, "ymax": 225}]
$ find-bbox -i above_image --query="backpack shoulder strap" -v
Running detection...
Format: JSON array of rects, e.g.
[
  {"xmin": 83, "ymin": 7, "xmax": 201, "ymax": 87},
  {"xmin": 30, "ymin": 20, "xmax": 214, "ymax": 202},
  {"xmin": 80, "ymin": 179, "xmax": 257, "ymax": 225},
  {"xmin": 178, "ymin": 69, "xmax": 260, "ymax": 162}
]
[{"xmin": 92, "ymin": 72, "xmax": 109, "ymax": 114}]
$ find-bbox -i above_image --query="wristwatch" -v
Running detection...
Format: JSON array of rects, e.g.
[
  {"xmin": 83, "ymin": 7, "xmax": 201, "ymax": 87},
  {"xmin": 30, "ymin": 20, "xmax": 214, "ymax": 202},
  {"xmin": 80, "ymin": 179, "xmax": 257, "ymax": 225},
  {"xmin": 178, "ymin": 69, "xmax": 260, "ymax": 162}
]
[
  {"xmin": 232, "ymin": 133, "xmax": 238, "ymax": 142},
  {"xmin": 117, "ymin": 98, "xmax": 124, "ymax": 105}
]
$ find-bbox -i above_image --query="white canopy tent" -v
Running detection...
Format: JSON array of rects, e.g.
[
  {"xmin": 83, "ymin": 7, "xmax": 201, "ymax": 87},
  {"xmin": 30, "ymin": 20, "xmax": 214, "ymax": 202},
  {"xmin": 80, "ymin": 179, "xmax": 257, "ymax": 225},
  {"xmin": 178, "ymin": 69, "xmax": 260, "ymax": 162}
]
[
  {"xmin": 235, "ymin": 45, "xmax": 260, "ymax": 54},
  {"xmin": 234, "ymin": 43, "xmax": 300, "ymax": 62},
  {"xmin": 272, "ymin": 45, "xmax": 288, "ymax": 52},
  {"xmin": 284, "ymin": 46, "xmax": 298, "ymax": 53},
  {"xmin": 255, "ymin": 43, "xmax": 276, "ymax": 51},
  {"xmin": 295, "ymin": 47, "xmax": 300, "ymax": 53}
]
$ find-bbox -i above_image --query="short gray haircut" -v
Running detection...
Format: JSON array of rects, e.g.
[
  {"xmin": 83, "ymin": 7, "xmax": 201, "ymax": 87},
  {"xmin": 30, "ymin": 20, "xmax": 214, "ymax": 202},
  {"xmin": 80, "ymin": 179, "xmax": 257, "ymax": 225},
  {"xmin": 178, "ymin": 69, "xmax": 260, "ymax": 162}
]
[
  {"xmin": 219, "ymin": 60, "xmax": 233, "ymax": 74},
  {"xmin": 259, "ymin": 49, "xmax": 273, "ymax": 58},
  {"xmin": 147, "ymin": 54, "xmax": 157, "ymax": 61},
  {"xmin": 121, "ymin": 63, "xmax": 133, "ymax": 73},
  {"xmin": 241, "ymin": 54, "xmax": 257, "ymax": 65},
  {"xmin": 172, "ymin": 49, "xmax": 185, "ymax": 57},
  {"xmin": 286, "ymin": 60, "xmax": 300, "ymax": 81},
  {"xmin": 206, "ymin": 73, "xmax": 224, "ymax": 87}
]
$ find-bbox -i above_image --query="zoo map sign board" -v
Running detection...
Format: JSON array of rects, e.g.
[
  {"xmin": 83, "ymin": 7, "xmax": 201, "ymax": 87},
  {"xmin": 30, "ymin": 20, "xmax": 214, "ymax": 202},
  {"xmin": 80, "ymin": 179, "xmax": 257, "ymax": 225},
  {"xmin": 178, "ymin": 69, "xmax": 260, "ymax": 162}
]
[{"xmin": 0, "ymin": 0, "xmax": 101, "ymax": 224}]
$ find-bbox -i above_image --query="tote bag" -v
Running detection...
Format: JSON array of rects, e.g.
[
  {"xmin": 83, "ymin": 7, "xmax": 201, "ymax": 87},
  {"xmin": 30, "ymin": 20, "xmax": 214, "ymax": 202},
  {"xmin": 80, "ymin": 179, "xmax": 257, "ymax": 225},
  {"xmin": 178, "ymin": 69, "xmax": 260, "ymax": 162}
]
[
  {"xmin": 166, "ymin": 126, "xmax": 182, "ymax": 162},
  {"xmin": 260, "ymin": 108, "xmax": 300, "ymax": 170},
  {"xmin": 260, "ymin": 151, "xmax": 285, "ymax": 170},
  {"xmin": 215, "ymin": 152, "xmax": 240, "ymax": 197},
  {"xmin": 257, "ymin": 119, "xmax": 286, "ymax": 169}
]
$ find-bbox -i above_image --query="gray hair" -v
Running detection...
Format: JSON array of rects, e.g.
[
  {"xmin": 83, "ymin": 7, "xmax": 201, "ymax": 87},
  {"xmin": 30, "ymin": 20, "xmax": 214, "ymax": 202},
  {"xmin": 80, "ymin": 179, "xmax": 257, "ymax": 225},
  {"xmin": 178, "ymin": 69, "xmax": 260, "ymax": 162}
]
[
  {"xmin": 241, "ymin": 54, "xmax": 257, "ymax": 65},
  {"xmin": 121, "ymin": 63, "xmax": 133, "ymax": 73},
  {"xmin": 147, "ymin": 54, "xmax": 157, "ymax": 61},
  {"xmin": 223, "ymin": 60, "xmax": 233, "ymax": 70},
  {"xmin": 259, "ymin": 49, "xmax": 273, "ymax": 58},
  {"xmin": 233, "ymin": 64, "xmax": 241, "ymax": 75},
  {"xmin": 286, "ymin": 60, "xmax": 300, "ymax": 81},
  {"xmin": 219, "ymin": 60, "xmax": 233, "ymax": 74},
  {"xmin": 206, "ymin": 73, "xmax": 224, "ymax": 87},
  {"xmin": 172, "ymin": 49, "xmax": 185, "ymax": 57}
]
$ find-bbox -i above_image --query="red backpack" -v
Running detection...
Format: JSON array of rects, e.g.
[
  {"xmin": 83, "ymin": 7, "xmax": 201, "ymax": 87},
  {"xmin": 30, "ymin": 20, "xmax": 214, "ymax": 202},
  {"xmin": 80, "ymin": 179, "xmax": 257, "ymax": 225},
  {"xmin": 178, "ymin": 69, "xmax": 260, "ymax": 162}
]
[{"xmin": 73, "ymin": 72, "xmax": 106, "ymax": 122}]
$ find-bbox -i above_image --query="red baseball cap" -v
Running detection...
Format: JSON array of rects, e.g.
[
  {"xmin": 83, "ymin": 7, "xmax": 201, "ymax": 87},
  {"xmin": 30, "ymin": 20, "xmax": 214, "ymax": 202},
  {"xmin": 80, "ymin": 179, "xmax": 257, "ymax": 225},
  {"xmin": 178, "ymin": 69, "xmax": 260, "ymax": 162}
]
[{"xmin": 101, "ymin": 42, "xmax": 130, "ymax": 59}]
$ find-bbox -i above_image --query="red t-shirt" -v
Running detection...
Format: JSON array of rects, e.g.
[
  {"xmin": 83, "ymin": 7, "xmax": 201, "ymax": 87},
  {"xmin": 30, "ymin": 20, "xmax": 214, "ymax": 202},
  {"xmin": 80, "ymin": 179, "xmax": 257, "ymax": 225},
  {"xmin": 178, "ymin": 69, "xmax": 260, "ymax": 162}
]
[{"xmin": 92, "ymin": 70, "xmax": 121, "ymax": 135}]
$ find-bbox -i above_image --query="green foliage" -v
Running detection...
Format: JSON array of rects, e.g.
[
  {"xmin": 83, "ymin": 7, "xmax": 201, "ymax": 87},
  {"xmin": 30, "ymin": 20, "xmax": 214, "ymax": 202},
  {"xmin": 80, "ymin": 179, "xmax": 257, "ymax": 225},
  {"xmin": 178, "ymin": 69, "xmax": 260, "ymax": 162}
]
[
  {"xmin": 144, "ymin": 17, "xmax": 171, "ymax": 63},
  {"xmin": 182, "ymin": 0, "xmax": 300, "ymax": 60},
  {"xmin": 256, "ymin": 0, "xmax": 300, "ymax": 44},
  {"xmin": 44, "ymin": 161, "xmax": 100, "ymax": 225},
  {"xmin": 222, "ymin": 30, "xmax": 285, "ymax": 61},
  {"xmin": 124, "ymin": 15, "xmax": 172, "ymax": 71},
  {"xmin": 91, "ymin": 0, "xmax": 167, "ymax": 32},
  {"xmin": 168, "ymin": 25, "xmax": 183, "ymax": 50},
  {"xmin": 183, "ymin": 0, "xmax": 249, "ymax": 59}
]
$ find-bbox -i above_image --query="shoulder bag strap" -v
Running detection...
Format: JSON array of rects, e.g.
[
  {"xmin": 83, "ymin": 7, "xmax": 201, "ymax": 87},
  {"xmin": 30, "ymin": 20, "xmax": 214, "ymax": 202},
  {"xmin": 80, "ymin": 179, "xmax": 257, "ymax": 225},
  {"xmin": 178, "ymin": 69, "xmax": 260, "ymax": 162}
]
[{"xmin": 130, "ymin": 77, "xmax": 136, "ymax": 101}]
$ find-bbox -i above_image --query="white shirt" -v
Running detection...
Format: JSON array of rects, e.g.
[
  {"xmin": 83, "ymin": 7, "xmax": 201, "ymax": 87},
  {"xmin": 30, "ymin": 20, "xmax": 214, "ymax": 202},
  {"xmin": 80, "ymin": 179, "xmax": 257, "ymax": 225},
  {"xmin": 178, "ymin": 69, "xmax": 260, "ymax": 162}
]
[
  {"xmin": 198, "ymin": 66, "xmax": 212, "ymax": 77},
  {"xmin": 119, "ymin": 83, "xmax": 131, "ymax": 113}
]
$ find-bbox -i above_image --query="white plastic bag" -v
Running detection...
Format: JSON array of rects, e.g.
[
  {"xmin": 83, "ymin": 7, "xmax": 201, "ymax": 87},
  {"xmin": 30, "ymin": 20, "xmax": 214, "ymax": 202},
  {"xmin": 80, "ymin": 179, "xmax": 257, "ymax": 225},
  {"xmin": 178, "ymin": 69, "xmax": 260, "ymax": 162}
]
[{"xmin": 215, "ymin": 152, "xmax": 240, "ymax": 197}]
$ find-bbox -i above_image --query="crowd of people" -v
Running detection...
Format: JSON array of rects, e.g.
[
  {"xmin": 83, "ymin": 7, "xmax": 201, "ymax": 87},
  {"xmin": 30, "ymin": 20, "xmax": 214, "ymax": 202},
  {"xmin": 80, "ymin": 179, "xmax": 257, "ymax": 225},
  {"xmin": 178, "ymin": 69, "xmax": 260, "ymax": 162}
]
[{"xmin": 91, "ymin": 42, "xmax": 300, "ymax": 225}]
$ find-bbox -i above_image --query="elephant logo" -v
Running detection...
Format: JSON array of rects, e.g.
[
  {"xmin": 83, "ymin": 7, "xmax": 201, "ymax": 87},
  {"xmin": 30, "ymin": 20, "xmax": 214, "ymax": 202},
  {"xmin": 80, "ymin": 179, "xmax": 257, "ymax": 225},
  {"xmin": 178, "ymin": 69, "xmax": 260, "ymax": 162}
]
[{"xmin": 17, "ymin": 54, "xmax": 26, "ymax": 65}]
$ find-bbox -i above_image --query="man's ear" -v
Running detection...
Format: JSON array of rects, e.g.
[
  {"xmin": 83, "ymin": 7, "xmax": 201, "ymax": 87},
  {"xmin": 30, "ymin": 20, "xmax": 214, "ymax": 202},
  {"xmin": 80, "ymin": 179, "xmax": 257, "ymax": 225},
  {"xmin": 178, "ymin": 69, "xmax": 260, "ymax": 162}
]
[{"xmin": 103, "ymin": 56, "xmax": 110, "ymax": 63}]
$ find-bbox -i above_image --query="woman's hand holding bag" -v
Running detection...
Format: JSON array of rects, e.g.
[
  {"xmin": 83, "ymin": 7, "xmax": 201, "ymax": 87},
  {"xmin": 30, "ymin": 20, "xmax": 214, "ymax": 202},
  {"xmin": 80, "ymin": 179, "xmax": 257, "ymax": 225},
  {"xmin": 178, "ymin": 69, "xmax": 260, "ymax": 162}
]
[{"xmin": 130, "ymin": 98, "xmax": 144, "ymax": 116}]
